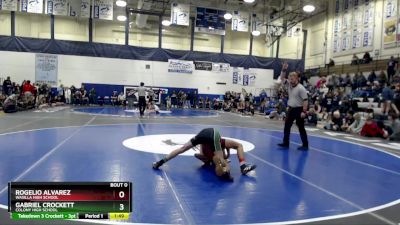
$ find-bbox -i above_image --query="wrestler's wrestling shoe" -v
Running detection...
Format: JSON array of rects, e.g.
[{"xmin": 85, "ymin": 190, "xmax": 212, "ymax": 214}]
[
  {"xmin": 240, "ymin": 164, "xmax": 257, "ymax": 175},
  {"xmin": 152, "ymin": 160, "xmax": 165, "ymax": 169}
]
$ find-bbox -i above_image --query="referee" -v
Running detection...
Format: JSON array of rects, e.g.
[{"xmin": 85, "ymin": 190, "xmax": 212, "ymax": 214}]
[
  {"xmin": 136, "ymin": 82, "xmax": 147, "ymax": 117},
  {"xmin": 277, "ymin": 64, "xmax": 309, "ymax": 150}
]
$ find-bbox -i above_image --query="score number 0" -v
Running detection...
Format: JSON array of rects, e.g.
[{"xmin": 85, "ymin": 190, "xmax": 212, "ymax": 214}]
[{"xmin": 119, "ymin": 191, "xmax": 125, "ymax": 211}]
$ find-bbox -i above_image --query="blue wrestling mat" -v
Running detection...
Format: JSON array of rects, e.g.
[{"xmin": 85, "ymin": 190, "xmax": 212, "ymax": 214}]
[
  {"xmin": 72, "ymin": 107, "xmax": 219, "ymax": 118},
  {"xmin": 0, "ymin": 123, "xmax": 399, "ymax": 224}
]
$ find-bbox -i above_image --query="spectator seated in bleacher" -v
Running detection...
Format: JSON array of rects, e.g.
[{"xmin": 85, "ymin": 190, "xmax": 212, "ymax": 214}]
[
  {"xmin": 223, "ymin": 100, "xmax": 232, "ymax": 112},
  {"xmin": 377, "ymin": 70, "xmax": 388, "ymax": 85},
  {"xmin": 362, "ymin": 52, "xmax": 372, "ymax": 64},
  {"xmin": 74, "ymin": 90, "xmax": 82, "ymax": 105},
  {"xmin": 367, "ymin": 70, "xmax": 377, "ymax": 84},
  {"xmin": 393, "ymin": 74, "xmax": 400, "ymax": 84},
  {"xmin": 237, "ymin": 101, "xmax": 245, "ymax": 114},
  {"xmin": 19, "ymin": 91, "xmax": 35, "ymax": 110},
  {"xmin": 266, "ymin": 99, "xmax": 286, "ymax": 120},
  {"xmin": 325, "ymin": 58, "xmax": 335, "ymax": 68},
  {"xmin": 306, "ymin": 108, "xmax": 318, "ymax": 126},
  {"xmin": 351, "ymin": 54, "xmax": 360, "ymax": 65},
  {"xmin": 360, "ymin": 115, "xmax": 389, "ymax": 139},
  {"xmin": 347, "ymin": 113, "xmax": 365, "ymax": 134},
  {"xmin": 324, "ymin": 110, "xmax": 343, "ymax": 131},
  {"xmin": 3, "ymin": 94, "xmax": 18, "ymax": 113},
  {"xmin": 341, "ymin": 111, "xmax": 355, "ymax": 131}
]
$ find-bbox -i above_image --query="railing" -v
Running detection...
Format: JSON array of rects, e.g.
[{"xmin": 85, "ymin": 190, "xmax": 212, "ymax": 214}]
[{"xmin": 306, "ymin": 55, "xmax": 400, "ymax": 76}]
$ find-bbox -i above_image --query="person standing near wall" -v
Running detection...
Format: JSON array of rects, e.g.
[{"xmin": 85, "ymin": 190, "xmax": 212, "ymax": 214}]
[
  {"xmin": 277, "ymin": 62, "xmax": 309, "ymax": 151},
  {"xmin": 387, "ymin": 56, "xmax": 398, "ymax": 82},
  {"xmin": 136, "ymin": 82, "xmax": 147, "ymax": 117}
]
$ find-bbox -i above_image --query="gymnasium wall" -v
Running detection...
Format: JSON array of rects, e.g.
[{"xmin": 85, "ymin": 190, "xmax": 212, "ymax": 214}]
[{"xmin": 0, "ymin": 50, "xmax": 275, "ymax": 95}]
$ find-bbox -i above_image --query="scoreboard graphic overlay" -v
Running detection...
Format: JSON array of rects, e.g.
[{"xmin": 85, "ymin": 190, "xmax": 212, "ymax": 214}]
[{"xmin": 8, "ymin": 182, "xmax": 132, "ymax": 220}]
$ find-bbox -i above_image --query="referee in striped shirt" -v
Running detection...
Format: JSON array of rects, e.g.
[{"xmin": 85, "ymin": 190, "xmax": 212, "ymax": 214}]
[
  {"xmin": 136, "ymin": 82, "xmax": 147, "ymax": 117},
  {"xmin": 277, "ymin": 63, "xmax": 309, "ymax": 150}
]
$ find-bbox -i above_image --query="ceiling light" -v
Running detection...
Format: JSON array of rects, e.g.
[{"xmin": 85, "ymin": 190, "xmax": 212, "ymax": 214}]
[
  {"xmin": 162, "ymin": 20, "xmax": 171, "ymax": 26},
  {"xmin": 303, "ymin": 4, "xmax": 315, "ymax": 13},
  {"xmin": 252, "ymin": 30, "xmax": 260, "ymax": 36},
  {"xmin": 224, "ymin": 12, "xmax": 232, "ymax": 20},
  {"xmin": 117, "ymin": 15, "xmax": 127, "ymax": 21},
  {"xmin": 116, "ymin": 0, "xmax": 127, "ymax": 7},
  {"xmin": 244, "ymin": 0, "xmax": 255, "ymax": 3}
]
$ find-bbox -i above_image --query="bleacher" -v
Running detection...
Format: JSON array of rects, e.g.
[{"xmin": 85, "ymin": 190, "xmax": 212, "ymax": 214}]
[{"xmin": 308, "ymin": 58, "xmax": 394, "ymax": 77}]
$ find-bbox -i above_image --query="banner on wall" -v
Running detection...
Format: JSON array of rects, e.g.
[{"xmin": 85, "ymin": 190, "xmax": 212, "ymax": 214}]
[
  {"xmin": 212, "ymin": 63, "xmax": 230, "ymax": 72},
  {"xmin": 35, "ymin": 54, "xmax": 58, "ymax": 87},
  {"xmin": 171, "ymin": 3, "xmax": 190, "ymax": 26},
  {"xmin": 233, "ymin": 71, "xmax": 238, "ymax": 84},
  {"xmin": 243, "ymin": 73, "xmax": 249, "ymax": 86},
  {"xmin": 80, "ymin": 0, "xmax": 91, "ymax": 18},
  {"xmin": 342, "ymin": 34, "xmax": 351, "ymax": 51},
  {"xmin": 384, "ymin": 18, "xmax": 397, "ymax": 44},
  {"xmin": 333, "ymin": 35, "xmax": 341, "ymax": 53},
  {"xmin": 245, "ymin": 70, "xmax": 257, "ymax": 87},
  {"xmin": 20, "ymin": 0, "xmax": 44, "ymax": 13},
  {"xmin": 352, "ymin": 28, "xmax": 362, "ymax": 48},
  {"xmin": 353, "ymin": 10, "xmax": 363, "ymax": 27},
  {"xmin": 168, "ymin": 59, "xmax": 194, "ymax": 74},
  {"xmin": 334, "ymin": 18, "xmax": 341, "ymax": 33},
  {"xmin": 232, "ymin": 67, "xmax": 243, "ymax": 85},
  {"xmin": 342, "ymin": 13, "xmax": 351, "ymax": 31},
  {"xmin": 232, "ymin": 11, "xmax": 249, "ymax": 32},
  {"xmin": 46, "ymin": 0, "xmax": 68, "ymax": 16},
  {"xmin": 363, "ymin": 27, "xmax": 373, "ymax": 46},
  {"xmin": 363, "ymin": 3, "xmax": 374, "ymax": 25},
  {"xmin": 93, "ymin": 0, "xmax": 113, "ymax": 20},
  {"xmin": 343, "ymin": 0, "xmax": 350, "ymax": 11},
  {"xmin": 335, "ymin": 0, "xmax": 340, "ymax": 14},
  {"xmin": 194, "ymin": 61, "xmax": 212, "ymax": 71},
  {"xmin": 0, "ymin": 0, "xmax": 18, "ymax": 11},
  {"xmin": 385, "ymin": 0, "xmax": 397, "ymax": 19}
]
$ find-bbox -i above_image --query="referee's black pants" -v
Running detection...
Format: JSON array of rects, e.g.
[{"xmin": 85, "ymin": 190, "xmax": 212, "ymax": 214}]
[
  {"xmin": 138, "ymin": 96, "xmax": 146, "ymax": 116},
  {"xmin": 282, "ymin": 107, "xmax": 308, "ymax": 147}
]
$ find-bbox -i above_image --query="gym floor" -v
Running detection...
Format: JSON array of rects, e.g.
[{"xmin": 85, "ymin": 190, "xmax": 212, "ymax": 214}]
[{"xmin": 0, "ymin": 107, "xmax": 399, "ymax": 225}]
